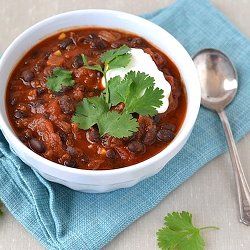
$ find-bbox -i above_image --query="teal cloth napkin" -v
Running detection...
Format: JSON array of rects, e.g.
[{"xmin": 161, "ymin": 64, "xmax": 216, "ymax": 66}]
[{"xmin": 1, "ymin": 0, "xmax": 250, "ymax": 249}]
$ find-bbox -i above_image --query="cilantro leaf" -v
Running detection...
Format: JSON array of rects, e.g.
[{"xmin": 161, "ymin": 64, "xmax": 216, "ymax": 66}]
[
  {"xmin": 108, "ymin": 75, "xmax": 131, "ymax": 106},
  {"xmin": 100, "ymin": 44, "xmax": 130, "ymax": 64},
  {"xmin": 98, "ymin": 111, "xmax": 138, "ymax": 138},
  {"xmin": 46, "ymin": 67, "xmax": 75, "ymax": 92},
  {"xmin": 109, "ymin": 71, "xmax": 164, "ymax": 116},
  {"xmin": 126, "ymin": 70, "xmax": 154, "ymax": 93},
  {"xmin": 157, "ymin": 211, "xmax": 219, "ymax": 250},
  {"xmin": 108, "ymin": 53, "xmax": 132, "ymax": 70},
  {"xmin": 165, "ymin": 211, "xmax": 194, "ymax": 231},
  {"xmin": 126, "ymin": 85, "xmax": 163, "ymax": 116},
  {"xmin": 82, "ymin": 45, "xmax": 131, "ymax": 74},
  {"xmin": 72, "ymin": 95, "xmax": 109, "ymax": 130}
]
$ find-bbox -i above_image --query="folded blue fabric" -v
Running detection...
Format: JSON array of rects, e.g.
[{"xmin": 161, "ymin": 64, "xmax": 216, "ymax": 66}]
[{"xmin": 1, "ymin": 0, "xmax": 250, "ymax": 249}]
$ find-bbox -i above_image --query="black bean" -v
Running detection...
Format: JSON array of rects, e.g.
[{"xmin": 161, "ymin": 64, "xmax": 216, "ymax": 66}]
[
  {"xmin": 58, "ymin": 130, "xmax": 68, "ymax": 144},
  {"xmin": 66, "ymin": 146, "xmax": 74, "ymax": 155},
  {"xmin": 156, "ymin": 129, "xmax": 175, "ymax": 143},
  {"xmin": 129, "ymin": 37, "xmax": 145, "ymax": 47},
  {"xmin": 28, "ymin": 100, "xmax": 45, "ymax": 114},
  {"xmin": 72, "ymin": 54, "xmax": 83, "ymax": 68},
  {"xmin": 43, "ymin": 112, "xmax": 50, "ymax": 119},
  {"xmin": 89, "ymin": 50, "xmax": 101, "ymax": 57},
  {"xmin": 36, "ymin": 87, "xmax": 46, "ymax": 96},
  {"xmin": 95, "ymin": 39, "xmax": 108, "ymax": 49},
  {"xmin": 86, "ymin": 129, "xmax": 100, "ymax": 143},
  {"xmin": 58, "ymin": 37, "xmax": 73, "ymax": 49},
  {"xmin": 21, "ymin": 70, "xmax": 35, "ymax": 82},
  {"xmin": 111, "ymin": 42, "xmax": 120, "ymax": 49},
  {"xmin": 29, "ymin": 99, "xmax": 45, "ymax": 108},
  {"xmin": 96, "ymin": 72, "xmax": 102, "ymax": 77},
  {"xmin": 106, "ymin": 149, "xmax": 117, "ymax": 159},
  {"xmin": 88, "ymin": 33, "xmax": 97, "ymax": 39},
  {"xmin": 152, "ymin": 52, "xmax": 165, "ymax": 67},
  {"xmin": 44, "ymin": 51, "xmax": 52, "ymax": 59},
  {"xmin": 85, "ymin": 36, "xmax": 108, "ymax": 49},
  {"xmin": 132, "ymin": 113, "xmax": 139, "ymax": 119},
  {"xmin": 64, "ymin": 159, "xmax": 77, "ymax": 168},
  {"xmin": 122, "ymin": 133, "xmax": 135, "ymax": 143},
  {"xmin": 83, "ymin": 37, "xmax": 92, "ymax": 44},
  {"xmin": 59, "ymin": 95, "xmax": 75, "ymax": 115},
  {"xmin": 30, "ymin": 50, "xmax": 40, "ymax": 58},
  {"xmin": 127, "ymin": 141, "xmax": 145, "ymax": 154},
  {"xmin": 143, "ymin": 127, "xmax": 157, "ymax": 145},
  {"xmin": 80, "ymin": 154, "xmax": 89, "ymax": 164},
  {"xmin": 10, "ymin": 95, "xmax": 16, "ymax": 105},
  {"xmin": 53, "ymin": 85, "xmax": 73, "ymax": 96},
  {"xmin": 161, "ymin": 124, "xmax": 176, "ymax": 132},
  {"xmin": 19, "ymin": 136, "xmax": 27, "ymax": 142},
  {"xmin": 62, "ymin": 85, "xmax": 74, "ymax": 92},
  {"xmin": 153, "ymin": 114, "xmax": 161, "ymax": 124},
  {"xmin": 53, "ymin": 90, "xmax": 64, "ymax": 96},
  {"xmin": 28, "ymin": 138, "xmax": 46, "ymax": 154},
  {"xmin": 14, "ymin": 110, "xmax": 28, "ymax": 119},
  {"xmin": 93, "ymin": 88, "xmax": 102, "ymax": 96}
]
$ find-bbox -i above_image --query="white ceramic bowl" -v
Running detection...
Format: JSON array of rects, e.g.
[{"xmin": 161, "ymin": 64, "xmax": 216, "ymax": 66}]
[{"xmin": 0, "ymin": 10, "xmax": 200, "ymax": 192}]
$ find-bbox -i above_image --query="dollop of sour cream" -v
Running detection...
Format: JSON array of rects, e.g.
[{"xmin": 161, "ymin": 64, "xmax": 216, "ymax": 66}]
[{"xmin": 102, "ymin": 48, "xmax": 171, "ymax": 113}]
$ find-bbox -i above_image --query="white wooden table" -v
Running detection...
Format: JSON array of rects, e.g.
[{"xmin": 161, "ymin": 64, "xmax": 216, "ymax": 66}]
[{"xmin": 0, "ymin": 0, "xmax": 250, "ymax": 249}]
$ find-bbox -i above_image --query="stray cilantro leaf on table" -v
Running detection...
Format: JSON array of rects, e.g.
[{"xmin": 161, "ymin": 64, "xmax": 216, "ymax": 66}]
[
  {"xmin": 46, "ymin": 67, "xmax": 75, "ymax": 92},
  {"xmin": 157, "ymin": 211, "xmax": 219, "ymax": 250}
]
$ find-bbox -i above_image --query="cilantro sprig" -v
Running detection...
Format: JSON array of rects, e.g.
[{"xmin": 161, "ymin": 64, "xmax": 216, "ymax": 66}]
[
  {"xmin": 72, "ymin": 45, "xmax": 164, "ymax": 138},
  {"xmin": 46, "ymin": 67, "xmax": 75, "ymax": 92},
  {"xmin": 72, "ymin": 95, "xmax": 138, "ymax": 138},
  {"xmin": 72, "ymin": 70, "xmax": 163, "ymax": 138},
  {"xmin": 157, "ymin": 211, "xmax": 219, "ymax": 250},
  {"xmin": 82, "ymin": 44, "xmax": 131, "ymax": 104}
]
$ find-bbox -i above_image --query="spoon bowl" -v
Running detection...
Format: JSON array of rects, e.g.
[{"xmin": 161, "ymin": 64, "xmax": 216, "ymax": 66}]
[
  {"xmin": 193, "ymin": 48, "xmax": 250, "ymax": 226},
  {"xmin": 193, "ymin": 48, "xmax": 238, "ymax": 111}
]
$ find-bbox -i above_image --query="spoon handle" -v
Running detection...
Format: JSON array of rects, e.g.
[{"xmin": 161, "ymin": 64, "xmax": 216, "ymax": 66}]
[{"xmin": 218, "ymin": 110, "xmax": 250, "ymax": 225}]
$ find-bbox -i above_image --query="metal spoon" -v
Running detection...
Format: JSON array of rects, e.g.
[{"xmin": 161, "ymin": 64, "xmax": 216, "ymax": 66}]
[{"xmin": 193, "ymin": 48, "xmax": 250, "ymax": 225}]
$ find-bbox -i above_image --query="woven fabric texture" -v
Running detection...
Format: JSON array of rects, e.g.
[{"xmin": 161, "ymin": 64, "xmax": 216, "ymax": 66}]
[{"xmin": 1, "ymin": 0, "xmax": 250, "ymax": 249}]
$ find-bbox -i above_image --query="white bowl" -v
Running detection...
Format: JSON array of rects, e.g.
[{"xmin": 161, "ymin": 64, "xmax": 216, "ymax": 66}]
[{"xmin": 0, "ymin": 10, "xmax": 200, "ymax": 192}]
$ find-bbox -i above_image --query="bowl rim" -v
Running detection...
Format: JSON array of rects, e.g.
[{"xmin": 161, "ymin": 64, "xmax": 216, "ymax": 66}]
[{"xmin": 0, "ymin": 9, "xmax": 201, "ymax": 178}]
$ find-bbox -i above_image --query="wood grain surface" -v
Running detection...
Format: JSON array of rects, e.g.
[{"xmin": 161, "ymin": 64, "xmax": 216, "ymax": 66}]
[{"xmin": 0, "ymin": 0, "xmax": 250, "ymax": 249}]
